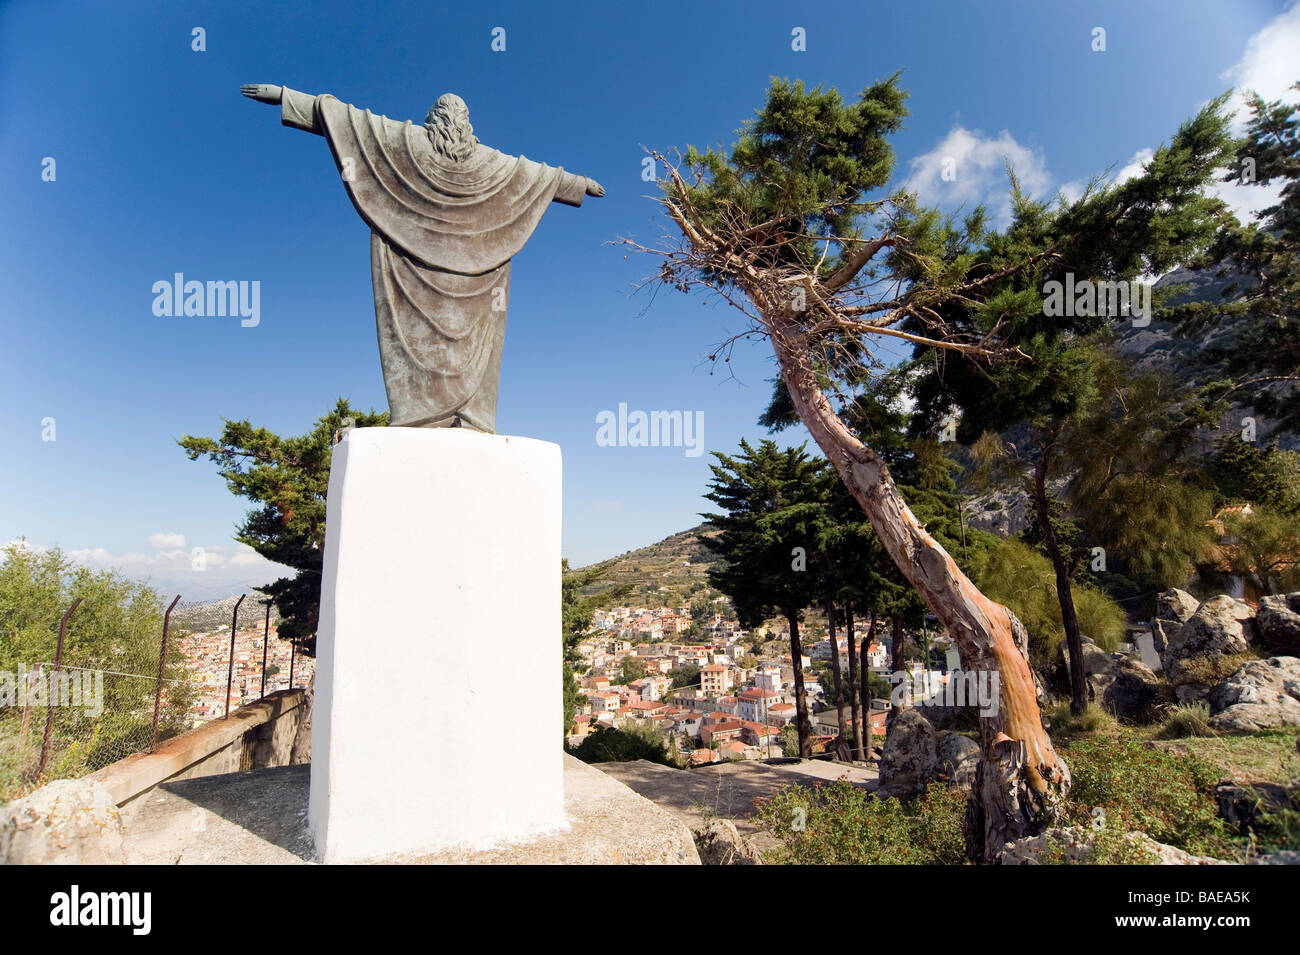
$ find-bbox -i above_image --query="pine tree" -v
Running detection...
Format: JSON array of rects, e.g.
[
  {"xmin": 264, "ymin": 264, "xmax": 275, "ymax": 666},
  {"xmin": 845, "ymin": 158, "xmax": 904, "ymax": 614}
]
[{"xmin": 633, "ymin": 75, "xmax": 1236, "ymax": 859}]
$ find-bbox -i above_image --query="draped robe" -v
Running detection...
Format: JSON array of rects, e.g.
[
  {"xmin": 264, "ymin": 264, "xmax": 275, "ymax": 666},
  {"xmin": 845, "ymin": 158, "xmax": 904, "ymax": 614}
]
[{"xmin": 281, "ymin": 88, "xmax": 589, "ymax": 431}]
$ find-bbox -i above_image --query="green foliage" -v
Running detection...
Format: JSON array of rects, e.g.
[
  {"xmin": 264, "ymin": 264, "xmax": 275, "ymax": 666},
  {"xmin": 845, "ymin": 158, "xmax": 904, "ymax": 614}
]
[
  {"xmin": 1217, "ymin": 506, "xmax": 1300, "ymax": 596},
  {"xmin": 673, "ymin": 75, "xmax": 908, "ymax": 278},
  {"xmin": 619, "ymin": 656, "xmax": 647, "ymax": 685},
  {"xmin": 179, "ymin": 398, "xmax": 388, "ymax": 648},
  {"xmin": 753, "ymin": 780, "xmax": 967, "ymax": 865},
  {"xmin": 1173, "ymin": 82, "xmax": 1300, "ymax": 433},
  {"xmin": 1044, "ymin": 701, "xmax": 1120, "ymax": 740},
  {"xmin": 1156, "ymin": 702, "xmax": 1217, "ymax": 740},
  {"xmin": 971, "ymin": 537, "xmax": 1125, "ymax": 665},
  {"xmin": 1208, "ymin": 438, "xmax": 1300, "ymax": 515},
  {"xmin": 667, "ymin": 664, "xmax": 700, "ymax": 689},
  {"xmin": 561, "ymin": 559, "xmax": 631, "ymax": 734},
  {"xmin": 1062, "ymin": 733, "xmax": 1233, "ymax": 858},
  {"xmin": 570, "ymin": 723, "xmax": 676, "ymax": 767},
  {"xmin": 0, "ymin": 544, "xmax": 195, "ymax": 799}
]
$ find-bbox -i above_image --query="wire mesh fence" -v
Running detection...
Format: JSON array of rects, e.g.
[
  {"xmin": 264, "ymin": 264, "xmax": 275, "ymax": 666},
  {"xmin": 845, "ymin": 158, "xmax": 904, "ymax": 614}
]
[{"xmin": 0, "ymin": 592, "xmax": 314, "ymax": 803}]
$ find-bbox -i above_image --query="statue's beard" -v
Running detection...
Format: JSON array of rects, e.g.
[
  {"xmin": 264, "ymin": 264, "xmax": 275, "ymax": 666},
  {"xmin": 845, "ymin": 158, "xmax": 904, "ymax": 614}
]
[{"xmin": 424, "ymin": 113, "xmax": 477, "ymax": 163}]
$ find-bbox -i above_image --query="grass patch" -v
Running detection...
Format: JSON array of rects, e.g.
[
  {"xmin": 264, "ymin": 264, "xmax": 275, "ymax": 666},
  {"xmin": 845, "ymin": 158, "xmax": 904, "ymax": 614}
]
[
  {"xmin": 1155, "ymin": 702, "xmax": 1217, "ymax": 739},
  {"xmin": 1044, "ymin": 702, "xmax": 1121, "ymax": 740},
  {"xmin": 1147, "ymin": 729, "xmax": 1300, "ymax": 784},
  {"xmin": 1060, "ymin": 732, "xmax": 1235, "ymax": 859}
]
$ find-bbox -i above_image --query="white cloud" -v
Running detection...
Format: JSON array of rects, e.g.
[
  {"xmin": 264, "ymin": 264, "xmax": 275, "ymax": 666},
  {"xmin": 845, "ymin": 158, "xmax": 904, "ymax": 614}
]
[
  {"xmin": 149, "ymin": 531, "xmax": 186, "ymax": 549},
  {"xmin": 1221, "ymin": 2, "xmax": 1300, "ymax": 128},
  {"xmin": 1210, "ymin": 4, "xmax": 1300, "ymax": 223},
  {"xmin": 903, "ymin": 126, "xmax": 1053, "ymax": 223},
  {"xmin": 61, "ymin": 542, "xmax": 290, "ymax": 601}
]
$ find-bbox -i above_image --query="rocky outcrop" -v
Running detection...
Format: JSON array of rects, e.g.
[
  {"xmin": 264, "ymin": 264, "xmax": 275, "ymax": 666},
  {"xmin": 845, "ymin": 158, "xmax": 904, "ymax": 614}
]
[
  {"xmin": 1152, "ymin": 588, "xmax": 1199, "ymax": 656},
  {"xmin": 1, "ymin": 778, "xmax": 124, "ymax": 865},
  {"xmin": 1257, "ymin": 594, "xmax": 1300, "ymax": 657},
  {"xmin": 879, "ymin": 711, "xmax": 980, "ymax": 795},
  {"xmin": 1207, "ymin": 656, "xmax": 1300, "ymax": 731},
  {"xmin": 1163, "ymin": 596, "xmax": 1258, "ymax": 701},
  {"xmin": 693, "ymin": 818, "xmax": 764, "ymax": 865},
  {"xmin": 999, "ymin": 826, "xmax": 1229, "ymax": 865},
  {"xmin": 934, "ymin": 732, "xmax": 979, "ymax": 789},
  {"xmin": 1058, "ymin": 636, "xmax": 1163, "ymax": 720},
  {"xmin": 877, "ymin": 710, "xmax": 938, "ymax": 798}
]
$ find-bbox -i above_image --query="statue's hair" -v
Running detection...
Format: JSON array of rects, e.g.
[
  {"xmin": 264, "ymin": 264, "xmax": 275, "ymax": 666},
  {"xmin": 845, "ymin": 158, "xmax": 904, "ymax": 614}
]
[{"xmin": 424, "ymin": 93, "xmax": 478, "ymax": 162}]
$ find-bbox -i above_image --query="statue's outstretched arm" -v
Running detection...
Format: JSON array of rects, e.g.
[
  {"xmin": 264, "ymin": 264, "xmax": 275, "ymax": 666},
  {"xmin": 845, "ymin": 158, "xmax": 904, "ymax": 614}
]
[
  {"xmin": 554, "ymin": 170, "xmax": 605, "ymax": 207},
  {"xmin": 242, "ymin": 84, "xmax": 323, "ymax": 135},
  {"xmin": 241, "ymin": 84, "xmax": 282, "ymax": 104}
]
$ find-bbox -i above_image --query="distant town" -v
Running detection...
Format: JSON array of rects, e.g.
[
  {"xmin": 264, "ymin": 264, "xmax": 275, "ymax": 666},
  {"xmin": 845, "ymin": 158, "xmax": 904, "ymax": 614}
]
[
  {"xmin": 567, "ymin": 603, "xmax": 970, "ymax": 764},
  {"xmin": 173, "ymin": 623, "xmax": 315, "ymax": 723}
]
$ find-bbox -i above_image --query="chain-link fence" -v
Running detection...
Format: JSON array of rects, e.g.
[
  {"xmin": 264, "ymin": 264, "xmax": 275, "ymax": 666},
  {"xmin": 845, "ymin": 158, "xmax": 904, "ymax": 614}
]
[{"xmin": 1, "ymin": 592, "xmax": 314, "ymax": 804}]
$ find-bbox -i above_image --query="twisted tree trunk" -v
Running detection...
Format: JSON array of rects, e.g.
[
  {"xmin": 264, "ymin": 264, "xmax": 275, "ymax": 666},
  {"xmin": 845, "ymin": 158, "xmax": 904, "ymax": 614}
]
[
  {"xmin": 786, "ymin": 609, "xmax": 813, "ymax": 758},
  {"xmin": 772, "ymin": 328, "xmax": 1070, "ymax": 861},
  {"xmin": 825, "ymin": 600, "xmax": 846, "ymax": 739},
  {"xmin": 1032, "ymin": 442, "xmax": 1088, "ymax": 715},
  {"xmin": 846, "ymin": 607, "xmax": 864, "ymax": 760}
]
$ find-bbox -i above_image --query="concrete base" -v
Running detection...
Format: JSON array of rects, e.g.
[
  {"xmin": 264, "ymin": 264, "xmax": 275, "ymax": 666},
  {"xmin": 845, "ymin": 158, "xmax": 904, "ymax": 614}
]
[
  {"xmin": 311, "ymin": 428, "xmax": 564, "ymax": 863},
  {"xmin": 117, "ymin": 758, "xmax": 701, "ymax": 865}
]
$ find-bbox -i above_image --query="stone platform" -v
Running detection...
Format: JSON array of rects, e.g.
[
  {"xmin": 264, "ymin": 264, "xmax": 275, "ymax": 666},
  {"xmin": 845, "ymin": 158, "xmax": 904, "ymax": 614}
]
[{"xmin": 117, "ymin": 755, "xmax": 699, "ymax": 865}]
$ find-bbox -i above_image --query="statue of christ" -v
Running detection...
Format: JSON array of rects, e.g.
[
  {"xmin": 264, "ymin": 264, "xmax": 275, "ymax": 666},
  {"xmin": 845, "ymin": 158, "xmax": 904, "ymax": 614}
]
[{"xmin": 242, "ymin": 84, "xmax": 604, "ymax": 432}]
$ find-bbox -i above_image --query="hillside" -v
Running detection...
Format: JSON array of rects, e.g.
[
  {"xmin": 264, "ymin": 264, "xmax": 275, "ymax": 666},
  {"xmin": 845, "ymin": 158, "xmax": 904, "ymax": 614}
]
[{"xmin": 576, "ymin": 525, "xmax": 725, "ymax": 608}]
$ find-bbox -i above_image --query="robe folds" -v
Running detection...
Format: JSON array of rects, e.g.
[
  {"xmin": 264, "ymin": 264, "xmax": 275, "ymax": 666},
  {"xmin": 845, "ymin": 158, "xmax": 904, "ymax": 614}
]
[{"xmin": 282, "ymin": 88, "xmax": 586, "ymax": 430}]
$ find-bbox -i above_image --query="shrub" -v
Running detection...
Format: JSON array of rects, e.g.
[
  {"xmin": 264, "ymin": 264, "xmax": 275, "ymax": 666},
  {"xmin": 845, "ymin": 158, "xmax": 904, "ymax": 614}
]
[
  {"xmin": 1061, "ymin": 733, "xmax": 1233, "ymax": 858},
  {"xmin": 1156, "ymin": 702, "xmax": 1217, "ymax": 739},
  {"xmin": 570, "ymin": 723, "xmax": 676, "ymax": 767},
  {"xmin": 753, "ymin": 780, "xmax": 967, "ymax": 864},
  {"xmin": 1044, "ymin": 701, "xmax": 1119, "ymax": 740},
  {"xmin": 973, "ymin": 537, "xmax": 1125, "ymax": 665}
]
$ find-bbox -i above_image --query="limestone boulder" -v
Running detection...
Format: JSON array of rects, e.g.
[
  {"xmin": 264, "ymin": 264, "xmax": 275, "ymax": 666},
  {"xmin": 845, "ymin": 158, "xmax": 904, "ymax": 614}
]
[
  {"xmin": 693, "ymin": 818, "xmax": 763, "ymax": 865},
  {"xmin": 1151, "ymin": 588, "xmax": 1199, "ymax": 655},
  {"xmin": 1257, "ymin": 593, "xmax": 1300, "ymax": 657},
  {"xmin": 999, "ymin": 826, "xmax": 1229, "ymax": 865},
  {"xmin": 877, "ymin": 709, "xmax": 938, "ymax": 798},
  {"xmin": 1, "ymin": 778, "xmax": 124, "ymax": 865},
  {"xmin": 1207, "ymin": 656, "xmax": 1300, "ymax": 731},
  {"xmin": 1163, "ymin": 596, "xmax": 1258, "ymax": 699},
  {"xmin": 934, "ymin": 731, "xmax": 980, "ymax": 789},
  {"xmin": 1058, "ymin": 636, "xmax": 1162, "ymax": 720}
]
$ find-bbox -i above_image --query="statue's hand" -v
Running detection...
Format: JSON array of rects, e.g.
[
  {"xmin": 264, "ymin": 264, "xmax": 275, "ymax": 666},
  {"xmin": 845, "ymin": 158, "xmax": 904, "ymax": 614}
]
[
  {"xmin": 585, "ymin": 177, "xmax": 605, "ymax": 198},
  {"xmin": 241, "ymin": 84, "xmax": 283, "ymax": 104}
]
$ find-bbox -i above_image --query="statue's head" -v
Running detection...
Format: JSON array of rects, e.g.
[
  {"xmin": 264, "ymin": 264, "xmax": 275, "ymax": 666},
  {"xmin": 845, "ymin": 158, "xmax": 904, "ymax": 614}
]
[{"xmin": 424, "ymin": 93, "xmax": 478, "ymax": 162}]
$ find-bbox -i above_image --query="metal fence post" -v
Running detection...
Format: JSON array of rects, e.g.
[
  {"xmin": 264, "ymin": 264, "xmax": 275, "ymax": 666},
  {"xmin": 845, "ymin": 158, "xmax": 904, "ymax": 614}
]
[
  {"xmin": 33, "ymin": 597, "xmax": 82, "ymax": 781},
  {"xmin": 260, "ymin": 599, "xmax": 272, "ymax": 700},
  {"xmin": 225, "ymin": 594, "xmax": 246, "ymax": 718},
  {"xmin": 152, "ymin": 595, "xmax": 182, "ymax": 750}
]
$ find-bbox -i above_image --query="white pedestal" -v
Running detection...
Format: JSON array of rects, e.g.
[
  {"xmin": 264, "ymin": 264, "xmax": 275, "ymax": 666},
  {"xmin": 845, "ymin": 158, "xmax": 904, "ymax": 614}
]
[{"xmin": 308, "ymin": 427, "xmax": 565, "ymax": 863}]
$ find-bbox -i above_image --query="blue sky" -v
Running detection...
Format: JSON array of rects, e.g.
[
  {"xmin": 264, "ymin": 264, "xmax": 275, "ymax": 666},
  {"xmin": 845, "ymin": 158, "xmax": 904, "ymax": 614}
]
[{"xmin": 1, "ymin": 0, "xmax": 1295, "ymax": 599}]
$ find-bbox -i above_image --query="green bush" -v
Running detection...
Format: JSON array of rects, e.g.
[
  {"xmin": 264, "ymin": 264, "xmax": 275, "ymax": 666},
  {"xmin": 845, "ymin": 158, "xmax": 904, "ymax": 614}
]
[
  {"xmin": 1045, "ymin": 701, "xmax": 1120, "ymax": 740},
  {"xmin": 1156, "ymin": 702, "xmax": 1217, "ymax": 739},
  {"xmin": 1061, "ymin": 734, "xmax": 1233, "ymax": 858},
  {"xmin": 570, "ymin": 723, "xmax": 676, "ymax": 767},
  {"xmin": 753, "ymin": 780, "xmax": 967, "ymax": 864},
  {"xmin": 973, "ymin": 537, "xmax": 1125, "ymax": 665}
]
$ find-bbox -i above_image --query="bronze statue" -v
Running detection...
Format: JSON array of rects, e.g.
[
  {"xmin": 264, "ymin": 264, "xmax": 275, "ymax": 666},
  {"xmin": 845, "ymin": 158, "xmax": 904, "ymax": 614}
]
[{"xmin": 242, "ymin": 85, "xmax": 604, "ymax": 432}]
